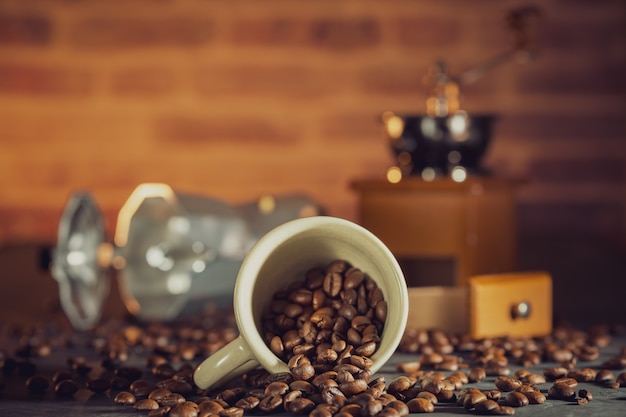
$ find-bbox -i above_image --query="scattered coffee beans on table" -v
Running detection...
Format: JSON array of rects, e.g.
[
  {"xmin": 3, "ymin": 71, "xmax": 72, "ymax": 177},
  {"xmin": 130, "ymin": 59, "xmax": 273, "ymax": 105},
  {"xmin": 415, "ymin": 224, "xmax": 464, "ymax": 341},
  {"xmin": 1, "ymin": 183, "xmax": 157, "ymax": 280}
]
[{"xmin": 1, "ymin": 270, "xmax": 626, "ymax": 416}]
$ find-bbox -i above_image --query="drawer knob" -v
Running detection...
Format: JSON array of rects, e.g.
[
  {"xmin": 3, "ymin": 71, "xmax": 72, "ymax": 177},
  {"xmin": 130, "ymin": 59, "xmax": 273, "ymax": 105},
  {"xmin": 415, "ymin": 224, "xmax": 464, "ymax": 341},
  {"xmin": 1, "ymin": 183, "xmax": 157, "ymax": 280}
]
[{"xmin": 510, "ymin": 301, "xmax": 531, "ymax": 320}]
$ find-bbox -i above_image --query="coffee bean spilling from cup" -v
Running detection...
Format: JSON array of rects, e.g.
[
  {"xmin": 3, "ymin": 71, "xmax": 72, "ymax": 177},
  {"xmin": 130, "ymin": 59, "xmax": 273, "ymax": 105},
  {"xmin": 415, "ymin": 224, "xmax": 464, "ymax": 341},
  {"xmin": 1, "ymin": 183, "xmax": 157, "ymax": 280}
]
[{"xmin": 260, "ymin": 259, "xmax": 387, "ymax": 371}]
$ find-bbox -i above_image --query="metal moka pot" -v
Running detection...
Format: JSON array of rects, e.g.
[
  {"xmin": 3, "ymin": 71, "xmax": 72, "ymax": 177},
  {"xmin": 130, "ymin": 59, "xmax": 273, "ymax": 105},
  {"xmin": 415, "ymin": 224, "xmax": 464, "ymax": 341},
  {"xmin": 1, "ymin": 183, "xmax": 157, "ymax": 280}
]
[{"xmin": 50, "ymin": 183, "xmax": 322, "ymax": 330}]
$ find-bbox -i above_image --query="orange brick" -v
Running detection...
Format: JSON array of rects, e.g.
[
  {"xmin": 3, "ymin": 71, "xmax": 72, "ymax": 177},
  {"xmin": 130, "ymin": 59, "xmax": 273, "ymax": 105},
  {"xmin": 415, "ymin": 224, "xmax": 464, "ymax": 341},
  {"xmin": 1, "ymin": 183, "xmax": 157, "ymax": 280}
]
[
  {"xmin": 497, "ymin": 113, "xmax": 626, "ymax": 141},
  {"xmin": 310, "ymin": 18, "xmax": 380, "ymax": 49},
  {"xmin": 0, "ymin": 14, "xmax": 51, "ymax": 45},
  {"xmin": 393, "ymin": 17, "xmax": 462, "ymax": 46},
  {"xmin": 230, "ymin": 17, "xmax": 380, "ymax": 49},
  {"xmin": 230, "ymin": 18, "xmax": 309, "ymax": 45},
  {"xmin": 69, "ymin": 17, "xmax": 215, "ymax": 48},
  {"xmin": 0, "ymin": 64, "xmax": 93, "ymax": 95},
  {"xmin": 111, "ymin": 68, "xmax": 176, "ymax": 96},
  {"xmin": 195, "ymin": 65, "xmax": 328, "ymax": 98},
  {"xmin": 154, "ymin": 115, "xmax": 298, "ymax": 144},
  {"xmin": 358, "ymin": 66, "xmax": 424, "ymax": 95}
]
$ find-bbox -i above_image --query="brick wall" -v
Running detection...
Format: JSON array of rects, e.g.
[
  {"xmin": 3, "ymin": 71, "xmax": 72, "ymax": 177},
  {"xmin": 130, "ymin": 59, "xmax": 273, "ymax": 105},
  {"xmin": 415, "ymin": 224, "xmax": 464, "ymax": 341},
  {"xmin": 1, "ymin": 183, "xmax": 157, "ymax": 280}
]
[{"xmin": 0, "ymin": 0, "xmax": 625, "ymax": 244}]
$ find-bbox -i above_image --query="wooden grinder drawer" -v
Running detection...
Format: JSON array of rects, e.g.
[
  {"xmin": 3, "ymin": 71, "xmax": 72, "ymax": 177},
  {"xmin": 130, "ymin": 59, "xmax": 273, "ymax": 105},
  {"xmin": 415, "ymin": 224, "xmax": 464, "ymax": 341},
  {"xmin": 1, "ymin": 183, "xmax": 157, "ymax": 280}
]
[
  {"xmin": 469, "ymin": 271, "xmax": 552, "ymax": 338},
  {"xmin": 406, "ymin": 271, "xmax": 552, "ymax": 339}
]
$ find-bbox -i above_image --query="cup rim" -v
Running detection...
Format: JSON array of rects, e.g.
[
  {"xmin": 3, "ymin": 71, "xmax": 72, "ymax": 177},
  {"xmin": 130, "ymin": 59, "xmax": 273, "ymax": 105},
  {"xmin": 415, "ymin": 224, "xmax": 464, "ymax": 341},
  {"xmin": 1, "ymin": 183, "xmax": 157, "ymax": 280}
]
[{"xmin": 233, "ymin": 215, "xmax": 408, "ymax": 375}]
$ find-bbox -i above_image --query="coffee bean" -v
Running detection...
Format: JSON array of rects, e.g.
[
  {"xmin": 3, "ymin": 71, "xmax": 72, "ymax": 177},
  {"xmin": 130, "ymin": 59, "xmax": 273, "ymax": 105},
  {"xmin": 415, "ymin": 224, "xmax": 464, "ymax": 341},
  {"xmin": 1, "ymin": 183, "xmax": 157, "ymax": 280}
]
[
  {"xmin": 284, "ymin": 303, "xmax": 304, "ymax": 319},
  {"xmin": 483, "ymin": 390, "xmax": 501, "ymax": 402},
  {"xmin": 551, "ymin": 348, "xmax": 574, "ymax": 363},
  {"xmin": 25, "ymin": 375, "xmax": 49, "ymax": 393},
  {"xmin": 601, "ymin": 354, "xmax": 626, "ymax": 370},
  {"xmin": 388, "ymin": 376, "xmax": 414, "ymax": 393},
  {"xmin": 258, "ymin": 394, "xmax": 284, "ymax": 413},
  {"xmin": 160, "ymin": 392, "xmax": 187, "ymax": 407},
  {"xmin": 544, "ymin": 367, "xmax": 568, "ymax": 381},
  {"xmin": 287, "ymin": 397, "xmax": 316, "ymax": 415},
  {"xmin": 462, "ymin": 390, "xmax": 487, "ymax": 410},
  {"xmin": 413, "ymin": 391, "xmax": 436, "ymax": 405},
  {"xmin": 367, "ymin": 287, "xmax": 384, "ymax": 308},
  {"xmin": 495, "ymin": 376, "xmax": 522, "ymax": 392},
  {"xmin": 317, "ymin": 348, "xmax": 339, "ymax": 364},
  {"xmin": 354, "ymin": 341, "xmax": 376, "ymax": 357},
  {"xmin": 116, "ymin": 366, "xmax": 143, "ymax": 382},
  {"xmin": 199, "ymin": 400, "xmax": 225, "ymax": 414},
  {"xmin": 52, "ymin": 370, "xmax": 72, "ymax": 384},
  {"xmin": 421, "ymin": 378, "xmax": 444, "ymax": 395},
  {"xmin": 505, "ymin": 391, "xmax": 529, "ymax": 407},
  {"xmin": 521, "ymin": 372, "xmax": 546, "ymax": 385},
  {"xmin": 310, "ymin": 404, "xmax": 336, "ymax": 417},
  {"xmin": 153, "ymin": 363, "xmax": 177, "ymax": 379},
  {"xmin": 474, "ymin": 399, "xmax": 499, "ymax": 414},
  {"xmin": 265, "ymin": 381, "xmax": 290, "ymax": 396},
  {"xmin": 287, "ymin": 289, "xmax": 312, "ymax": 307},
  {"xmin": 323, "ymin": 272, "xmax": 343, "ymax": 297},
  {"xmin": 290, "ymin": 359, "xmax": 316, "ymax": 381},
  {"xmin": 406, "ymin": 397, "xmax": 434, "ymax": 413},
  {"xmin": 233, "ymin": 395, "xmax": 259, "ymax": 411},
  {"xmin": 554, "ymin": 377, "xmax": 578, "ymax": 388},
  {"xmin": 218, "ymin": 406, "xmax": 245, "ymax": 417},
  {"xmin": 148, "ymin": 407, "xmax": 171, "ymax": 417},
  {"xmin": 87, "ymin": 377, "xmax": 111, "ymax": 393},
  {"xmin": 110, "ymin": 376, "xmax": 130, "ymax": 390},
  {"xmin": 217, "ymin": 387, "xmax": 247, "ymax": 405},
  {"xmin": 340, "ymin": 379, "xmax": 368, "ymax": 396},
  {"xmin": 163, "ymin": 379, "xmax": 193, "ymax": 395},
  {"xmin": 468, "ymin": 367, "xmax": 486, "ymax": 383},
  {"xmin": 445, "ymin": 375, "xmax": 464, "ymax": 391},
  {"xmin": 495, "ymin": 405, "xmax": 516, "ymax": 415},
  {"xmin": 548, "ymin": 382, "xmax": 576, "ymax": 401},
  {"xmin": 435, "ymin": 380, "xmax": 456, "ymax": 403},
  {"xmin": 114, "ymin": 391, "xmax": 137, "ymax": 405},
  {"xmin": 310, "ymin": 308, "xmax": 336, "ymax": 330},
  {"xmin": 311, "ymin": 290, "xmax": 327, "ymax": 311},
  {"xmin": 281, "ymin": 330, "xmax": 302, "ymax": 351},
  {"xmin": 305, "ymin": 267, "xmax": 326, "ymax": 289},
  {"xmin": 55, "ymin": 379, "xmax": 78, "ymax": 396},
  {"xmin": 169, "ymin": 401, "xmax": 199, "ymax": 417},
  {"xmin": 130, "ymin": 379, "xmax": 152, "ymax": 397},
  {"xmin": 396, "ymin": 361, "xmax": 421, "ymax": 375},
  {"xmin": 568, "ymin": 367, "xmax": 596, "ymax": 382},
  {"xmin": 350, "ymin": 355, "xmax": 373, "ymax": 369},
  {"xmin": 134, "ymin": 398, "xmax": 160, "ymax": 411},
  {"xmin": 522, "ymin": 389, "xmax": 546, "ymax": 404},
  {"xmin": 361, "ymin": 400, "xmax": 384, "ymax": 416},
  {"xmin": 384, "ymin": 400, "xmax": 409, "ymax": 417},
  {"xmin": 344, "ymin": 268, "xmax": 365, "ymax": 290},
  {"xmin": 594, "ymin": 369, "xmax": 615, "ymax": 384},
  {"xmin": 322, "ymin": 386, "xmax": 347, "ymax": 407},
  {"xmin": 485, "ymin": 364, "xmax": 510, "ymax": 376}
]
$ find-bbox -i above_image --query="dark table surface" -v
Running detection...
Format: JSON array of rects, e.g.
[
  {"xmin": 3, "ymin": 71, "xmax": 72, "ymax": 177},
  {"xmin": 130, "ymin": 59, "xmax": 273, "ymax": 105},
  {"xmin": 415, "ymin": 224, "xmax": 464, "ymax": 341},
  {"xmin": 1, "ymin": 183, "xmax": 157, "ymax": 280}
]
[{"xmin": 1, "ymin": 317, "xmax": 625, "ymax": 417}]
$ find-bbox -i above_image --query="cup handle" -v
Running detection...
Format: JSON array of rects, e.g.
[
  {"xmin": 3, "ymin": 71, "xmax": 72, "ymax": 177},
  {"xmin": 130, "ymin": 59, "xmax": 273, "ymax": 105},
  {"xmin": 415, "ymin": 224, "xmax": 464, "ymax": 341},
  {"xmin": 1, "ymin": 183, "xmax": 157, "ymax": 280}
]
[{"xmin": 193, "ymin": 335, "xmax": 260, "ymax": 390}]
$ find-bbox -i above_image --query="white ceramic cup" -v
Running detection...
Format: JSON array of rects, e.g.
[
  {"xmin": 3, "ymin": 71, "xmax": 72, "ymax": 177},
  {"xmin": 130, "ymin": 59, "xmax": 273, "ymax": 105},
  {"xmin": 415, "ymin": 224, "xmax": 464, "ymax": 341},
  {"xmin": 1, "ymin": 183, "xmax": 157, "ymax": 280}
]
[{"xmin": 193, "ymin": 216, "xmax": 409, "ymax": 390}]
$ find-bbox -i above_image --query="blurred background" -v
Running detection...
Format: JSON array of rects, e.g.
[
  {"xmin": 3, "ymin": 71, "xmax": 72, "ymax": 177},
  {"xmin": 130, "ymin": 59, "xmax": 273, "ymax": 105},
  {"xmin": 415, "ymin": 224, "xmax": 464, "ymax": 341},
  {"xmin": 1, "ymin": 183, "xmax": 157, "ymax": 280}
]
[{"xmin": 0, "ymin": 0, "xmax": 624, "ymax": 329}]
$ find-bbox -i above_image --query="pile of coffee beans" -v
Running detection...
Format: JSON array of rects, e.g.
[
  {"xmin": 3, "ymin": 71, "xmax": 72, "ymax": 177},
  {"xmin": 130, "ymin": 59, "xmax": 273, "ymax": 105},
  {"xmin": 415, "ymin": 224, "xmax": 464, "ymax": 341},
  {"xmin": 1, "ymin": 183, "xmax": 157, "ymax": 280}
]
[{"xmin": 260, "ymin": 259, "xmax": 387, "ymax": 369}]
